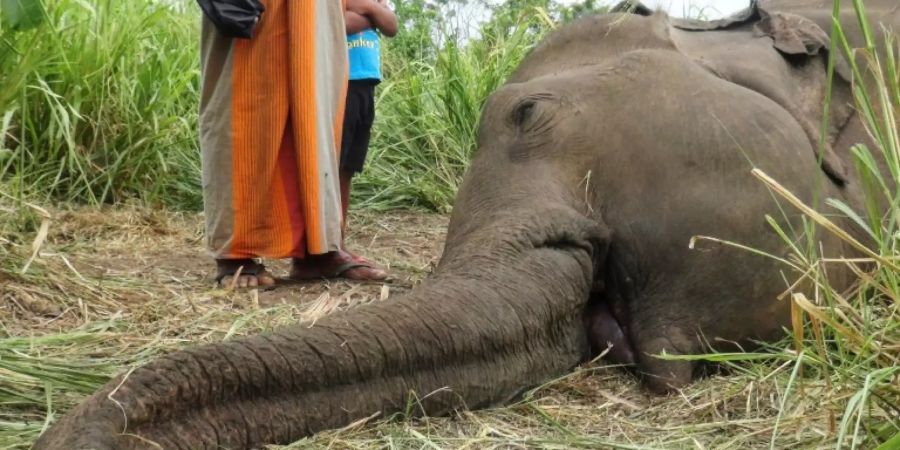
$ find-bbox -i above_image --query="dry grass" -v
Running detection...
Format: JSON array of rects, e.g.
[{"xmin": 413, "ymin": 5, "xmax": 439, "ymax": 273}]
[{"xmin": 1, "ymin": 201, "xmax": 892, "ymax": 450}]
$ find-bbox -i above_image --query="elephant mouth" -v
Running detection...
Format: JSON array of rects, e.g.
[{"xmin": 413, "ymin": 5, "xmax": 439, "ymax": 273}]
[
  {"xmin": 537, "ymin": 233, "xmax": 599, "ymax": 255},
  {"xmin": 581, "ymin": 244, "xmax": 636, "ymax": 367},
  {"xmin": 496, "ymin": 211, "xmax": 635, "ymax": 366},
  {"xmin": 585, "ymin": 291, "xmax": 635, "ymax": 366}
]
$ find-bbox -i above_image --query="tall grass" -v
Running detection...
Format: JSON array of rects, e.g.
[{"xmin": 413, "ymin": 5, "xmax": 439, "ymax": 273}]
[
  {"xmin": 796, "ymin": 1, "xmax": 900, "ymax": 444},
  {"xmin": 687, "ymin": 1, "xmax": 900, "ymax": 447},
  {"xmin": 1, "ymin": 0, "xmax": 202, "ymax": 209},
  {"xmin": 0, "ymin": 0, "xmax": 563, "ymax": 212},
  {"xmin": 0, "ymin": 0, "xmax": 44, "ymax": 174},
  {"xmin": 353, "ymin": 11, "xmax": 555, "ymax": 211}
]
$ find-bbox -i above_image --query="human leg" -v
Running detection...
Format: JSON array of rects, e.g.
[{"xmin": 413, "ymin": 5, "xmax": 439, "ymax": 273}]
[
  {"xmin": 290, "ymin": 81, "xmax": 387, "ymax": 281},
  {"xmin": 200, "ymin": 0, "xmax": 299, "ymax": 288}
]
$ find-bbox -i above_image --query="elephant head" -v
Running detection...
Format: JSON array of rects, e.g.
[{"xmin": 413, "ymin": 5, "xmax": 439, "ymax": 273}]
[{"xmin": 34, "ymin": 1, "xmax": 897, "ymax": 449}]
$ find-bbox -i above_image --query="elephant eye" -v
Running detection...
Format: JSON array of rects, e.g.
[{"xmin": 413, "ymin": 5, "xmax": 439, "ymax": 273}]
[
  {"xmin": 511, "ymin": 100, "xmax": 537, "ymax": 128},
  {"xmin": 508, "ymin": 92, "xmax": 557, "ymax": 132}
]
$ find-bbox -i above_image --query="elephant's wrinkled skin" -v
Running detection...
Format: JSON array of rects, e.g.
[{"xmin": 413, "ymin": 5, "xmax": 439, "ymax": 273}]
[{"xmin": 34, "ymin": 1, "xmax": 898, "ymax": 449}]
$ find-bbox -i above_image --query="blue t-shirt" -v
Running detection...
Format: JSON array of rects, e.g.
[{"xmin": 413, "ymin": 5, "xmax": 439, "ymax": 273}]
[{"xmin": 347, "ymin": 29, "xmax": 381, "ymax": 81}]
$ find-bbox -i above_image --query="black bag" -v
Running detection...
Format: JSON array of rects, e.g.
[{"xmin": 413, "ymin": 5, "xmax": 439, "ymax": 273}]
[{"xmin": 196, "ymin": 0, "xmax": 265, "ymax": 39}]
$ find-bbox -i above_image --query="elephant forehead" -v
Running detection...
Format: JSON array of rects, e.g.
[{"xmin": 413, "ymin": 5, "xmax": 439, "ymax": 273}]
[
  {"xmin": 479, "ymin": 54, "xmax": 650, "ymax": 145},
  {"xmin": 478, "ymin": 48, "xmax": 771, "ymax": 170},
  {"xmin": 508, "ymin": 12, "xmax": 676, "ymax": 84},
  {"xmin": 530, "ymin": 49, "xmax": 806, "ymax": 156},
  {"xmin": 479, "ymin": 48, "xmax": 718, "ymax": 150},
  {"xmin": 521, "ymin": 48, "xmax": 704, "ymax": 98},
  {"xmin": 498, "ymin": 49, "xmax": 668, "ymax": 99}
]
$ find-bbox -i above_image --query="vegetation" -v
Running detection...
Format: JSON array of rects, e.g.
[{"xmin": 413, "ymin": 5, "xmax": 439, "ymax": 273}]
[
  {"xmin": 353, "ymin": 0, "xmax": 559, "ymax": 210},
  {"xmin": 1, "ymin": 0, "xmax": 202, "ymax": 209},
  {"xmin": 0, "ymin": 0, "xmax": 591, "ymax": 211},
  {"xmin": 0, "ymin": 0, "xmax": 897, "ymax": 449},
  {"xmin": 687, "ymin": 1, "xmax": 900, "ymax": 447}
]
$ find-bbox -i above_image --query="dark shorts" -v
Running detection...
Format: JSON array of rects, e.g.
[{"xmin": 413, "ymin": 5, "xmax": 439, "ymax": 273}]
[{"xmin": 340, "ymin": 80, "xmax": 377, "ymax": 174}]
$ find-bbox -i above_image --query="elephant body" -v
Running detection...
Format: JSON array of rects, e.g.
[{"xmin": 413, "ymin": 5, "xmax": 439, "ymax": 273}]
[{"xmin": 34, "ymin": 1, "xmax": 897, "ymax": 448}]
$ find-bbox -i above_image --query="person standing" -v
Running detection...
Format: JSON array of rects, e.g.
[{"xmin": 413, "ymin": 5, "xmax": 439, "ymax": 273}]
[
  {"xmin": 334, "ymin": 0, "xmax": 398, "ymax": 267},
  {"xmin": 200, "ymin": 0, "xmax": 387, "ymax": 288}
]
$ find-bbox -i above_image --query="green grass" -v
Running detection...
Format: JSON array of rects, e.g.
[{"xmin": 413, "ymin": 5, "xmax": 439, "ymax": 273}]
[
  {"xmin": 1, "ymin": 0, "xmax": 202, "ymax": 209},
  {"xmin": 684, "ymin": 0, "xmax": 900, "ymax": 447},
  {"xmin": 0, "ymin": 0, "xmax": 898, "ymax": 448},
  {"xmin": 0, "ymin": 0, "xmax": 559, "ymax": 212},
  {"xmin": 353, "ymin": 13, "xmax": 555, "ymax": 211},
  {"xmin": 790, "ymin": 0, "xmax": 900, "ymax": 444}
]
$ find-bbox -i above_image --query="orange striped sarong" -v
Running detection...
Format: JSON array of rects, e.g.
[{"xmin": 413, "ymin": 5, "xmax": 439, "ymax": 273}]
[{"xmin": 199, "ymin": 0, "xmax": 348, "ymax": 259}]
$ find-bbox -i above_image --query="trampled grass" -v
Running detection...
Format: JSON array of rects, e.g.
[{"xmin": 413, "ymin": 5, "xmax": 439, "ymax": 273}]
[
  {"xmin": 0, "ymin": 0, "xmax": 898, "ymax": 448},
  {"xmin": 1, "ymin": 203, "xmax": 895, "ymax": 450}
]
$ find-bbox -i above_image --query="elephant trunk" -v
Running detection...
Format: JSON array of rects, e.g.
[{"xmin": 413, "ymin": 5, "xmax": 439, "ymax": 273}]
[{"xmin": 34, "ymin": 209, "xmax": 603, "ymax": 450}]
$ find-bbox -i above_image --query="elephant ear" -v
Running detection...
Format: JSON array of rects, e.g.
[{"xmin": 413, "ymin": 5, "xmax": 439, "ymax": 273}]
[
  {"xmin": 753, "ymin": 7, "xmax": 857, "ymax": 186},
  {"xmin": 752, "ymin": 6, "xmax": 854, "ymax": 81},
  {"xmin": 673, "ymin": 2, "xmax": 855, "ymax": 186},
  {"xmin": 672, "ymin": 1, "xmax": 853, "ymax": 79},
  {"xmin": 754, "ymin": 10, "xmax": 828, "ymax": 56}
]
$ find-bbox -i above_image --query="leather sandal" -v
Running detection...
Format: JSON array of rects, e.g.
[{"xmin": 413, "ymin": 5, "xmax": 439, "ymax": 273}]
[
  {"xmin": 215, "ymin": 259, "xmax": 274, "ymax": 288},
  {"xmin": 289, "ymin": 250, "xmax": 388, "ymax": 281}
]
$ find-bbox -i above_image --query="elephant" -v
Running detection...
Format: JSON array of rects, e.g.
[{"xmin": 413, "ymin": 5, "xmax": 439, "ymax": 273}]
[{"xmin": 33, "ymin": 1, "xmax": 898, "ymax": 449}]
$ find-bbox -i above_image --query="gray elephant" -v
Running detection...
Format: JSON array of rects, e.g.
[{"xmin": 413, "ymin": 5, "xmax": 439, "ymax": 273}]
[{"xmin": 33, "ymin": 1, "xmax": 897, "ymax": 449}]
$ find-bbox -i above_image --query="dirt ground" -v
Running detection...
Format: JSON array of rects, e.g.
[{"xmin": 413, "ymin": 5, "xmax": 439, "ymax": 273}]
[
  {"xmin": 0, "ymin": 207, "xmax": 854, "ymax": 449},
  {"xmin": 2, "ymin": 208, "xmax": 445, "ymax": 334}
]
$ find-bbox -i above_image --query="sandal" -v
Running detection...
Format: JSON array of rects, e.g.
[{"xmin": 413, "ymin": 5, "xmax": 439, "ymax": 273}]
[
  {"xmin": 215, "ymin": 258, "xmax": 276, "ymax": 288},
  {"xmin": 290, "ymin": 250, "xmax": 388, "ymax": 281}
]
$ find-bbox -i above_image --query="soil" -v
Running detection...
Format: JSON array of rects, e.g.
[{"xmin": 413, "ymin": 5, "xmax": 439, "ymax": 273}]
[
  {"xmin": 77, "ymin": 210, "xmax": 446, "ymax": 307},
  {"xmin": 0, "ymin": 207, "xmax": 448, "ymax": 338},
  {"xmin": 0, "ymin": 206, "xmax": 858, "ymax": 449}
]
